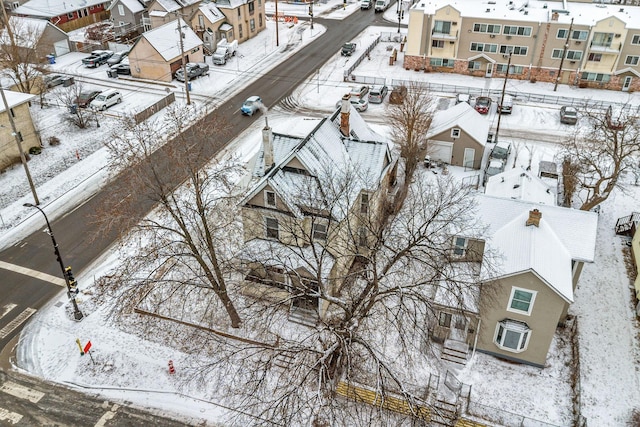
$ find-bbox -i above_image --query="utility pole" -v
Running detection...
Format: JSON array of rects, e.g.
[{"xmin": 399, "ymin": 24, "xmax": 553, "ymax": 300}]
[
  {"xmin": 275, "ymin": 0, "xmax": 279, "ymax": 46},
  {"xmin": 554, "ymin": 18, "xmax": 574, "ymax": 92},
  {"xmin": 495, "ymin": 51, "xmax": 512, "ymax": 144},
  {"xmin": 1, "ymin": 88, "xmax": 39, "ymax": 205},
  {"xmin": 309, "ymin": 0, "xmax": 314, "ymax": 30},
  {"xmin": 396, "ymin": 0, "xmax": 403, "ymax": 33},
  {"xmin": 176, "ymin": 16, "xmax": 191, "ymax": 105}
]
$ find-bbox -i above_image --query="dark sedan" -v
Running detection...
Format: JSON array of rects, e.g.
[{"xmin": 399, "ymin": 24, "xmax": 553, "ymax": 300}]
[{"xmin": 76, "ymin": 90, "xmax": 101, "ymax": 108}]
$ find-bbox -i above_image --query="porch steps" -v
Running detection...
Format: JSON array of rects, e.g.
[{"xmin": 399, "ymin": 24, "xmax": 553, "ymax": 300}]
[
  {"xmin": 615, "ymin": 212, "xmax": 640, "ymax": 236},
  {"xmin": 441, "ymin": 339, "xmax": 469, "ymax": 366}
]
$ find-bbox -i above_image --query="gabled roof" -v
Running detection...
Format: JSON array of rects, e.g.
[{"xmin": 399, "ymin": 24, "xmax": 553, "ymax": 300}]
[
  {"xmin": 477, "ymin": 194, "xmax": 598, "ymax": 263},
  {"xmin": 109, "ymin": 0, "xmax": 145, "ymax": 14},
  {"xmin": 485, "ymin": 167, "xmax": 556, "ymax": 205},
  {"xmin": 215, "ymin": 0, "xmax": 245, "ymax": 9},
  {"xmin": 467, "ymin": 53, "xmax": 495, "ymax": 63},
  {"xmin": 614, "ymin": 68, "xmax": 640, "ymax": 78},
  {"xmin": 0, "ymin": 16, "xmax": 65, "ymax": 47},
  {"xmin": 197, "ymin": 2, "xmax": 225, "ymax": 24},
  {"xmin": 489, "ymin": 210, "xmax": 574, "ymax": 302},
  {"xmin": 427, "ymin": 102, "xmax": 489, "ymax": 146},
  {"xmin": 0, "ymin": 90, "xmax": 36, "ymax": 113},
  {"xmin": 136, "ymin": 18, "xmax": 202, "ymax": 61},
  {"xmin": 153, "ymin": 0, "xmax": 199, "ymax": 13},
  {"xmin": 242, "ymin": 106, "xmax": 392, "ymax": 221},
  {"xmin": 14, "ymin": 0, "xmax": 105, "ymax": 17}
]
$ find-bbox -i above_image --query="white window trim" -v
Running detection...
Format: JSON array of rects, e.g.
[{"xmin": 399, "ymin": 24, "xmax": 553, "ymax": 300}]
[
  {"xmin": 624, "ymin": 55, "xmax": 639, "ymax": 66},
  {"xmin": 506, "ymin": 286, "xmax": 537, "ymax": 315},
  {"xmin": 312, "ymin": 222, "xmax": 327, "ymax": 240},
  {"xmin": 451, "ymin": 128, "xmax": 461, "ymax": 138},
  {"xmin": 265, "ymin": 190, "xmax": 276, "ymax": 207},
  {"xmin": 494, "ymin": 319, "xmax": 531, "ymax": 353},
  {"xmin": 452, "ymin": 236, "xmax": 468, "ymax": 257}
]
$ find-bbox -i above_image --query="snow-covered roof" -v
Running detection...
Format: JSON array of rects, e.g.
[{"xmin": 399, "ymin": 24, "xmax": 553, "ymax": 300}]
[
  {"xmin": 14, "ymin": 0, "xmax": 105, "ymax": 17},
  {"xmin": 243, "ymin": 106, "xmax": 392, "ymax": 221},
  {"xmin": 410, "ymin": 0, "xmax": 640, "ymax": 28},
  {"xmin": 138, "ymin": 18, "xmax": 202, "ymax": 61},
  {"xmin": 0, "ymin": 16, "xmax": 58, "ymax": 47},
  {"xmin": 489, "ymin": 210, "xmax": 574, "ymax": 302},
  {"xmin": 215, "ymin": 0, "xmax": 245, "ymax": 9},
  {"xmin": 485, "ymin": 167, "xmax": 556, "ymax": 206},
  {"xmin": 427, "ymin": 102, "xmax": 489, "ymax": 146},
  {"xmin": 477, "ymin": 194, "xmax": 598, "ymax": 263},
  {"xmin": 198, "ymin": 2, "xmax": 224, "ymax": 24},
  {"xmin": 153, "ymin": 0, "xmax": 198, "ymax": 12},
  {"xmin": 109, "ymin": 0, "xmax": 145, "ymax": 14},
  {"xmin": 239, "ymin": 239, "xmax": 335, "ymax": 281},
  {"xmin": 0, "ymin": 90, "xmax": 36, "ymax": 113}
]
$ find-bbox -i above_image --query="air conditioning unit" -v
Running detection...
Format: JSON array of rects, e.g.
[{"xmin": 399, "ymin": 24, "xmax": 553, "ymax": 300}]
[
  {"xmin": 570, "ymin": 60, "xmax": 576, "ymax": 64},
  {"xmin": 506, "ymin": 35, "xmax": 512, "ymax": 39},
  {"xmin": 503, "ymin": 54, "xmax": 509, "ymax": 58},
  {"xmin": 615, "ymin": 33, "xmax": 621, "ymax": 38},
  {"xmin": 490, "ymin": 34, "xmax": 496, "ymax": 38},
  {"xmin": 449, "ymin": 41, "xmax": 455, "ymax": 44},
  {"xmin": 452, "ymin": 21, "xmax": 457, "ymax": 25},
  {"xmin": 575, "ymin": 41, "xmax": 581, "ymax": 44}
]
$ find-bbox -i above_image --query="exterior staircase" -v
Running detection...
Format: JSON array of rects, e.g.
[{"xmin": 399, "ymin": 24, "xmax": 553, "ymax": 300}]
[
  {"xmin": 441, "ymin": 339, "xmax": 469, "ymax": 366},
  {"xmin": 615, "ymin": 212, "xmax": 640, "ymax": 236}
]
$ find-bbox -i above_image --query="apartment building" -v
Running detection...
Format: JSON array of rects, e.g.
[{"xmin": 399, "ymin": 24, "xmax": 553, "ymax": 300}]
[{"xmin": 404, "ymin": 0, "xmax": 640, "ymax": 91}]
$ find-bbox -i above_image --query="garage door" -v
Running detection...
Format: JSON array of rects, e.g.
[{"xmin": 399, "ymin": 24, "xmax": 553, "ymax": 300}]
[
  {"xmin": 429, "ymin": 141, "xmax": 453, "ymax": 164},
  {"xmin": 53, "ymin": 39, "xmax": 70, "ymax": 56}
]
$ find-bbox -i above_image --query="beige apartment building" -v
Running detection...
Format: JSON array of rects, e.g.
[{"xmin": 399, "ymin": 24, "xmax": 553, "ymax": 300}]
[{"xmin": 404, "ymin": 0, "xmax": 640, "ymax": 91}]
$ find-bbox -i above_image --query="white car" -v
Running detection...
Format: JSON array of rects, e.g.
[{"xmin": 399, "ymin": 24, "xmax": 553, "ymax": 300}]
[
  {"xmin": 336, "ymin": 96, "xmax": 369, "ymax": 112},
  {"xmin": 90, "ymin": 89, "xmax": 122, "ymax": 111}
]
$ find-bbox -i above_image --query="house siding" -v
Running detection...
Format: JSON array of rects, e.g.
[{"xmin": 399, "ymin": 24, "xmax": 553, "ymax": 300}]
[
  {"xmin": 128, "ymin": 36, "xmax": 204, "ymax": 82},
  {"xmin": 477, "ymin": 271, "xmax": 569, "ymax": 367},
  {"xmin": 428, "ymin": 128, "xmax": 484, "ymax": 169},
  {"xmin": 0, "ymin": 101, "xmax": 40, "ymax": 171}
]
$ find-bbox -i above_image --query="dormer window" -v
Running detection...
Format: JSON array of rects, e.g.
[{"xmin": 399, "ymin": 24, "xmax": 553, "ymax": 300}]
[{"xmin": 265, "ymin": 190, "xmax": 276, "ymax": 207}]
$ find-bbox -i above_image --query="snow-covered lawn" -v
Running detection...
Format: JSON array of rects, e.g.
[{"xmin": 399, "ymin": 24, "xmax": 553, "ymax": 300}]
[{"xmin": 3, "ymin": 8, "xmax": 640, "ymax": 427}]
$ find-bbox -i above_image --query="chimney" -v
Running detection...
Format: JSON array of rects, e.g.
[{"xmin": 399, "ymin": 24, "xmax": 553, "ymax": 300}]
[
  {"xmin": 340, "ymin": 94, "xmax": 350, "ymax": 137},
  {"xmin": 551, "ymin": 11, "xmax": 559, "ymax": 21},
  {"xmin": 262, "ymin": 117, "xmax": 274, "ymax": 172},
  {"xmin": 526, "ymin": 209, "xmax": 542, "ymax": 227}
]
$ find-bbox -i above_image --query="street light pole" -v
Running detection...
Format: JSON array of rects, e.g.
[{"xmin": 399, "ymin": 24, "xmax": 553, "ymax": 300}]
[
  {"xmin": 24, "ymin": 203, "xmax": 84, "ymax": 321},
  {"xmin": 396, "ymin": 0, "xmax": 403, "ymax": 33}
]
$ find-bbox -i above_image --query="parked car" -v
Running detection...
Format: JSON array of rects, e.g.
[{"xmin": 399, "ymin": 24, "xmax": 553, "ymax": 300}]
[
  {"xmin": 349, "ymin": 85, "xmax": 369, "ymax": 99},
  {"xmin": 389, "ymin": 85, "xmax": 407, "ymax": 104},
  {"xmin": 76, "ymin": 90, "xmax": 101, "ymax": 108},
  {"xmin": 241, "ymin": 95, "xmax": 263, "ymax": 116},
  {"xmin": 368, "ymin": 84, "xmax": 388, "ymax": 104},
  {"xmin": 455, "ymin": 93, "xmax": 470, "ymax": 105},
  {"xmin": 360, "ymin": 0, "xmax": 372, "ymax": 9},
  {"xmin": 497, "ymin": 95, "xmax": 513, "ymax": 114},
  {"xmin": 110, "ymin": 62, "xmax": 131, "ymax": 75},
  {"xmin": 175, "ymin": 62, "xmax": 210, "ymax": 82},
  {"xmin": 474, "ymin": 96, "xmax": 492, "ymax": 114},
  {"xmin": 90, "ymin": 89, "xmax": 122, "ymax": 110},
  {"xmin": 341, "ymin": 43, "xmax": 356, "ymax": 56},
  {"xmin": 490, "ymin": 141, "xmax": 512, "ymax": 161},
  {"xmin": 485, "ymin": 159, "xmax": 505, "ymax": 183},
  {"xmin": 335, "ymin": 96, "xmax": 369, "ymax": 112},
  {"xmin": 82, "ymin": 50, "xmax": 114, "ymax": 68},
  {"xmin": 107, "ymin": 50, "xmax": 129, "ymax": 66},
  {"xmin": 43, "ymin": 74, "xmax": 65, "ymax": 88},
  {"xmin": 560, "ymin": 106, "xmax": 578, "ymax": 125}
]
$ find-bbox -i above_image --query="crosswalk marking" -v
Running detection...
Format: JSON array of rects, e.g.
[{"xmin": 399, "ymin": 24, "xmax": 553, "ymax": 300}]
[
  {"xmin": 0, "ymin": 260, "xmax": 65, "ymax": 287},
  {"xmin": 0, "ymin": 381, "xmax": 45, "ymax": 404},
  {"xmin": 1, "ymin": 304, "xmax": 17, "ymax": 319},
  {"xmin": 0, "ymin": 406, "xmax": 23, "ymax": 424},
  {"xmin": 0, "ymin": 308, "xmax": 37, "ymax": 339}
]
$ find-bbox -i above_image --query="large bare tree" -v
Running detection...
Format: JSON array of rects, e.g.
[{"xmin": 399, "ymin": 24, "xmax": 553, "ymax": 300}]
[
  {"xmin": 560, "ymin": 105, "xmax": 640, "ymax": 211},
  {"xmin": 196, "ymin": 169, "xmax": 490, "ymax": 426},
  {"xmin": 0, "ymin": 17, "xmax": 49, "ymax": 94},
  {"xmin": 96, "ymin": 106, "xmax": 244, "ymax": 328}
]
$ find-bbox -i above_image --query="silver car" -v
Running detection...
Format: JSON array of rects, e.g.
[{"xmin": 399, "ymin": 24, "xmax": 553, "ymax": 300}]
[{"xmin": 368, "ymin": 84, "xmax": 388, "ymax": 104}]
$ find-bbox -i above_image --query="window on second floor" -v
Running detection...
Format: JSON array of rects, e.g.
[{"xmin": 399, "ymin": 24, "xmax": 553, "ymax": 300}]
[
  {"xmin": 452, "ymin": 237, "xmax": 467, "ymax": 257},
  {"xmin": 265, "ymin": 190, "xmax": 276, "ymax": 207},
  {"xmin": 259, "ymin": 13, "xmax": 262, "ymax": 27},
  {"xmin": 439, "ymin": 312, "xmax": 452, "ymax": 328},
  {"xmin": 632, "ymin": 34, "xmax": 640, "ymax": 45},
  {"xmin": 571, "ymin": 30, "xmax": 588, "ymax": 41},
  {"xmin": 312, "ymin": 223, "xmax": 327, "ymax": 240},
  {"xmin": 358, "ymin": 227, "xmax": 367, "ymax": 247},
  {"xmin": 557, "ymin": 28, "xmax": 568, "ymax": 39},
  {"xmin": 507, "ymin": 287, "xmax": 536, "ymax": 315},
  {"xmin": 551, "ymin": 49, "xmax": 582, "ymax": 61},
  {"xmin": 502, "ymin": 25, "xmax": 532, "ymax": 36},
  {"xmin": 433, "ymin": 20, "xmax": 451, "ymax": 35},
  {"xmin": 248, "ymin": 0, "xmax": 255, "ymax": 13},
  {"xmin": 118, "ymin": 4, "xmax": 124, "ymax": 15},
  {"xmin": 625, "ymin": 55, "xmax": 639, "ymax": 66},
  {"xmin": 591, "ymin": 32, "xmax": 613, "ymax": 47},
  {"xmin": 360, "ymin": 193, "xmax": 369, "ymax": 214},
  {"xmin": 238, "ymin": 24, "xmax": 243, "ymax": 39},
  {"xmin": 266, "ymin": 217, "xmax": 279, "ymax": 239}
]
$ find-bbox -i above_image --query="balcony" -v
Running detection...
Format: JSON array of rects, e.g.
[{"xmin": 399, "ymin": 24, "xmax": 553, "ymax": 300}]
[
  {"xmin": 431, "ymin": 29, "xmax": 458, "ymax": 41},
  {"xmin": 589, "ymin": 42, "xmax": 621, "ymax": 53}
]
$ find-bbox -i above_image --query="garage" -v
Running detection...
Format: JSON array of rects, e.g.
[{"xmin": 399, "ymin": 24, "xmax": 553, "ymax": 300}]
[
  {"xmin": 429, "ymin": 141, "xmax": 453, "ymax": 165},
  {"xmin": 53, "ymin": 39, "xmax": 70, "ymax": 56}
]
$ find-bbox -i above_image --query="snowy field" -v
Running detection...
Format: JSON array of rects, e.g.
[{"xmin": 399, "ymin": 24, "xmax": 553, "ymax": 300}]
[{"xmin": 2, "ymin": 4, "xmax": 640, "ymax": 427}]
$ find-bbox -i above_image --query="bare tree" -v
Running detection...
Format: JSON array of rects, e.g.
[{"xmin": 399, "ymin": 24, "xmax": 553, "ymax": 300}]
[
  {"xmin": 95, "ymin": 106, "xmax": 244, "ymax": 328},
  {"xmin": 55, "ymin": 83, "xmax": 97, "ymax": 129},
  {"xmin": 0, "ymin": 17, "xmax": 49, "ymax": 94},
  {"xmin": 560, "ymin": 105, "xmax": 640, "ymax": 211},
  {"xmin": 199, "ymin": 169, "xmax": 491, "ymax": 426},
  {"xmin": 387, "ymin": 83, "xmax": 433, "ymax": 210}
]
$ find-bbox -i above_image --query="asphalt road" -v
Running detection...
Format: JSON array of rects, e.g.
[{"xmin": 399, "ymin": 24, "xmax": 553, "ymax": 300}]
[{"xmin": 0, "ymin": 11, "xmax": 395, "ymax": 424}]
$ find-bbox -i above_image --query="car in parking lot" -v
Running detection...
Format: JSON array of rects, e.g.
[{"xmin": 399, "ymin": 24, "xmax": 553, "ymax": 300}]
[
  {"xmin": 241, "ymin": 96, "xmax": 262, "ymax": 116},
  {"xmin": 175, "ymin": 62, "xmax": 210, "ymax": 82},
  {"xmin": 76, "ymin": 90, "xmax": 101, "ymax": 108},
  {"xmin": 82, "ymin": 50, "xmax": 114, "ymax": 67},
  {"xmin": 110, "ymin": 62, "xmax": 131, "ymax": 75},
  {"xmin": 349, "ymin": 85, "xmax": 369, "ymax": 99},
  {"xmin": 490, "ymin": 141, "xmax": 512, "ymax": 161},
  {"xmin": 107, "ymin": 50, "xmax": 129, "ymax": 66},
  {"xmin": 90, "ymin": 89, "xmax": 122, "ymax": 110},
  {"xmin": 43, "ymin": 74, "xmax": 65, "ymax": 88},
  {"xmin": 368, "ymin": 84, "xmax": 388, "ymax": 104},
  {"xmin": 474, "ymin": 96, "xmax": 492, "ymax": 114},
  {"xmin": 336, "ymin": 96, "xmax": 369, "ymax": 112},
  {"xmin": 341, "ymin": 43, "xmax": 356, "ymax": 56},
  {"xmin": 389, "ymin": 85, "xmax": 407, "ymax": 104},
  {"xmin": 485, "ymin": 159, "xmax": 505, "ymax": 183},
  {"xmin": 560, "ymin": 106, "xmax": 578, "ymax": 125},
  {"xmin": 455, "ymin": 93, "xmax": 470, "ymax": 105},
  {"xmin": 497, "ymin": 95, "xmax": 513, "ymax": 114}
]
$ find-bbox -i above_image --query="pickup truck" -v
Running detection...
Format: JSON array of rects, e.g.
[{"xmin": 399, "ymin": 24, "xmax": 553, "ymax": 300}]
[
  {"xmin": 175, "ymin": 63, "xmax": 209, "ymax": 82},
  {"xmin": 212, "ymin": 39, "xmax": 238, "ymax": 65},
  {"xmin": 82, "ymin": 50, "xmax": 113, "ymax": 68},
  {"xmin": 341, "ymin": 43, "xmax": 356, "ymax": 56}
]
